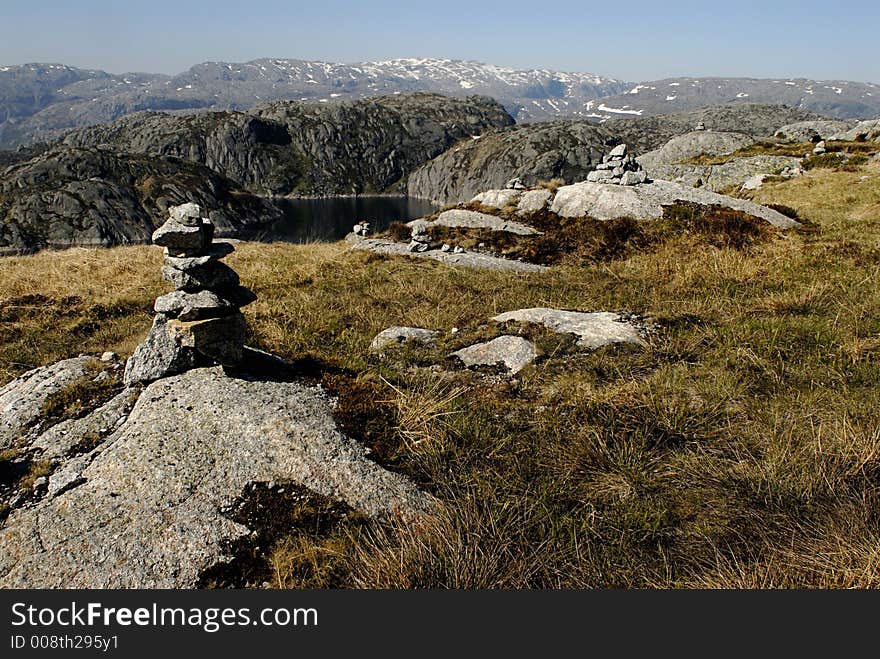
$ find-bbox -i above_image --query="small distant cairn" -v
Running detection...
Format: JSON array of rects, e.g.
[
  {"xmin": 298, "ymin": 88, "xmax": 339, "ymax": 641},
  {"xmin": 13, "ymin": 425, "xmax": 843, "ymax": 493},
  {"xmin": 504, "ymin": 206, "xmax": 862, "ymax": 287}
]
[
  {"xmin": 123, "ymin": 203, "xmax": 256, "ymax": 385},
  {"xmin": 409, "ymin": 219, "xmax": 432, "ymax": 252},
  {"xmin": 505, "ymin": 177, "xmax": 526, "ymax": 190},
  {"xmin": 586, "ymin": 144, "xmax": 648, "ymax": 186},
  {"xmin": 352, "ymin": 220, "xmax": 371, "ymax": 237},
  {"xmin": 695, "ymin": 120, "xmax": 706, "ymax": 131}
]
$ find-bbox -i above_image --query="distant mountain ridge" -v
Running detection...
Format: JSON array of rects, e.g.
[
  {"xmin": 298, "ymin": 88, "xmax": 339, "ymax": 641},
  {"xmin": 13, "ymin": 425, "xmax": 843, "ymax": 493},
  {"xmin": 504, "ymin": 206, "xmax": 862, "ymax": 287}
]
[{"xmin": 1, "ymin": 58, "xmax": 879, "ymax": 148}]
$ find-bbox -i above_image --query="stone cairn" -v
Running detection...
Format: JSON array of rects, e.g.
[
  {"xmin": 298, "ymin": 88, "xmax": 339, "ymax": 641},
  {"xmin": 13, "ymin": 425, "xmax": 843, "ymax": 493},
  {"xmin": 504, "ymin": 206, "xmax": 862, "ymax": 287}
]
[
  {"xmin": 123, "ymin": 203, "xmax": 256, "ymax": 385},
  {"xmin": 695, "ymin": 120, "xmax": 706, "ymax": 131},
  {"xmin": 586, "ymin": 144, "xmax": 648, "ymax": 186},
  {"xmin": 352, "ymin": 220, "xmax": 371, "ymax": 236},
  {"xmin": 409, "ymin": 219, "xmax": 432, "ymax": 252}
]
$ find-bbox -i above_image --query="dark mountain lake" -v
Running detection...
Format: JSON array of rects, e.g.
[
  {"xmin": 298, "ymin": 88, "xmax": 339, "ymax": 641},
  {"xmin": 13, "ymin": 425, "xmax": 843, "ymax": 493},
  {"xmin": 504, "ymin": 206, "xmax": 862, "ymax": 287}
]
[{"xmin": 242, "ymin": 196, "xmax": 439, "ymax": 243}]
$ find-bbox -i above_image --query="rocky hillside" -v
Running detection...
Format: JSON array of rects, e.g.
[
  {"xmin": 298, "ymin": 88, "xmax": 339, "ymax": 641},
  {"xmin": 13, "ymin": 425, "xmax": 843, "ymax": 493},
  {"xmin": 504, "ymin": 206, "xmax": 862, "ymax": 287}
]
[
  {"xmin": 595, "ymin": 77, "xmax": 880, "ymax": 120},
  {"xmin": 408, "ymin": 104, "xmax": 818, "ymax": 203},
  {"xmin": 0, "ymin": 147, "xmax": 281, "ymax": 254},
  {"xmin": 0, "ymin": 94, "xmax": 513, "ymax": 252},
  {"xmin": 61, "ymin": 94, "xmax": 514, "ymax": 196},
  {"xmin": 0, "ymin": 59, "xmax": 623, "ymax": 148},
  {"xmin": 3, "ymin": 58, "xmax": 879, "ymax": 148}
]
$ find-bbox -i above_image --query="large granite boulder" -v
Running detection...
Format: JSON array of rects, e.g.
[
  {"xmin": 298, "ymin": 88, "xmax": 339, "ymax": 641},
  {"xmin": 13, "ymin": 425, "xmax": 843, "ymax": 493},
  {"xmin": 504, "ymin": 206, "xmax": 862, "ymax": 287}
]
[
  {"xmin": 637, "ymin": 131, "xmax": 755, "ymax": 167},
  {"xmin": 549, "ymin": 179, "xmax": 800, "ymax": 228},
  {"xmin": 0, "ymin": 365, "xmax": 433, "ymax": 588}
]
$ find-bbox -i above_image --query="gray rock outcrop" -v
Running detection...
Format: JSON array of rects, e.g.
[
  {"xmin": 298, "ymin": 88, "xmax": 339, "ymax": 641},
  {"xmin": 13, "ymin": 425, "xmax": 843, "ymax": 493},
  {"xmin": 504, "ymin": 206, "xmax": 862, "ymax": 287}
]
[
  {"xmin": 516, "ymin": 189, "xmax": 554, "ymax": 214},
  {"xmin": 0, "ymin": 356, "xmax": 98, "ymax": 451},
  {"xmin": 451, "ymin": 336, "xmax": 537, "ymax": 374},
  {"xmin": 348, "ymin": 236, "xmax": 547, "ymax": 273},
  {"xmin": 370, "ymin": 327, "xmax": 439, "ymax": 352},
  {"xmin": 416, "ymin": 209, "xmax": 541, "ymax": 236},
  {"xmin": 774, "ymin": 120, "xmax": 856, "ymax": 142},
  {"xmin": 471, "ymin": 189, "xmax": 523, "ymax": 209},
  {"xmin": 493, "ymin": 308, "xmax": 647, "ymax": 348},
  {"xmin": 62, "ymin": 94, "xmax": 515, "ymax": 196},
  {"xmin": 0, "ymin": 365, "xmax": 433, "ymax": 588},
  {"xmin": 124, "ymin": 203, "xmax": 255, "ymax": 385},
  {"xmin": 549, "ymin": 179, "xmax": 801, "ymax": 228},
  {"xmin": 0, "ymin": 147, "xmax": 282, "ymax": 255},
  {"xmin": 637, "ymin": 131, "xmax": 755, "ymax": 167},
  {"xmin": 828, "ymin": 119, "xmax": 880, "ymax": 143},
  {"xmin": 643, "ymin": 155, "xmax": 802, "ymax": 192}
]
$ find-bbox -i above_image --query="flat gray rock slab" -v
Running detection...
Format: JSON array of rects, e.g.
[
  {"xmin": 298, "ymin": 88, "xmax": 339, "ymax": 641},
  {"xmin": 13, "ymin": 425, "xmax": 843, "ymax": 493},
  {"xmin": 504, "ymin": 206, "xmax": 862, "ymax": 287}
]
[
  {"xmin": 451, "ymin": 336, "xmax": 537, "ymax": 374},
  {"xmin": 470, "ymin": 189, "xmax": 522, "ymax": 209},
  {"xmin": 549, "ymin": 179, "xmax": 800, "ymax": 229},
  {"xmin": 31, "ymin": 388, "xmax": 140, "ymax": 461},
  {"xmin": 349, "ymin": 237, "xmax": 547, "ymax": 273},
  {"xmin": 0, "ymin": 366, "xmax": 432, "ymax": 588},
  {"xmin": 0, "ymin": 356, "xmax": 97, "ymax": 451},
  {"xmin": 370, "ymin": 327, "xmax": 439, "ymax": 352},
  {"xmin": 411, "ymin": 209, "xmax": 540, "ymax": 236},
  {"xmin": 493, "ymin": 308, "xmax": 646, "ymax": 349}
]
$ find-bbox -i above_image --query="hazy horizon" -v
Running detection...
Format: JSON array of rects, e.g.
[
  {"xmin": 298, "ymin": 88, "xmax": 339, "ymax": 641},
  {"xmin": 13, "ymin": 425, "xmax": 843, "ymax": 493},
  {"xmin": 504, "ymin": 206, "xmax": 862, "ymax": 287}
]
[
  {"xmin": 2, "ymin": 55, "xmax": 879, "ymax": 86},
  {"xmin": 1, "ymin": 0, "xmax": 878, "ymax": 84}
]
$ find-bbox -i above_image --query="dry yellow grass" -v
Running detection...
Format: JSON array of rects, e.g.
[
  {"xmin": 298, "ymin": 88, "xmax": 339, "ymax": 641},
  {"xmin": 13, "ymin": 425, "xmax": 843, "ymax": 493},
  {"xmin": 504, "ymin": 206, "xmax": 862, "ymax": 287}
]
[{"xmin": 2, "ymin": 160, "xmax": 880, "ymax": 588}]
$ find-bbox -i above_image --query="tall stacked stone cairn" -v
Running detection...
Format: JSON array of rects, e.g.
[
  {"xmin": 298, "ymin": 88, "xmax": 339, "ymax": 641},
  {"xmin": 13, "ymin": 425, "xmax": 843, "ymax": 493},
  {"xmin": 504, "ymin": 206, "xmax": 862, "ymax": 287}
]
[
  {"xmin": 586, "ymin": 144, "xmax": 648, "ymax": 186},
  {"xmin": 123, "ymin": 203, "xmax": 256, "ymax": 385}
]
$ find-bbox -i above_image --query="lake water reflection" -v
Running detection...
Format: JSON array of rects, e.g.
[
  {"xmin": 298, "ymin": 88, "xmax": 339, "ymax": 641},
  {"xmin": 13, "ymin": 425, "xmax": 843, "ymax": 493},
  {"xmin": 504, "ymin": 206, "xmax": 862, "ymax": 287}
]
[{"xmin": 243, "ymin": 196, "xmax": 438, "ymax": 243}]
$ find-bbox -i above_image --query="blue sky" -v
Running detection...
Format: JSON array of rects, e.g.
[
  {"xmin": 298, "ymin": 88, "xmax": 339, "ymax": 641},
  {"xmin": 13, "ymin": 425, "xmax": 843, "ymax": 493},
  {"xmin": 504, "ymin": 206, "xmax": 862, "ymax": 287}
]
[{"xmin": 1, "ymin": 0, "xmax": 878, "ymax": 83}]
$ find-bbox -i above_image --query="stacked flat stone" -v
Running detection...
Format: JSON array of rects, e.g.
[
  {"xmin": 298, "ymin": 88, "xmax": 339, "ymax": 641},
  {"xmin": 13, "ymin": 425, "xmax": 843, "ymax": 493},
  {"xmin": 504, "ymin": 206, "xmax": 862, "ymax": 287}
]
[
  {"xmin": 352, "ymin": 220, "xmax": 371, "ymax": 236},
  {"xmin": 505, "ymin": 177, "xmax": 526, "ymax": 190},
  {"xmin": 586, "ymin": 144, "xmax": 648, "ymax": 186},
  {"xmin": 123, "ymin": 203, "xmax": 256, "ymax": 385},
  {"xmin": 695, "ymin": 121, "xmax": 706, "ymax": 131},
  {"xmin": 409, "ymin": 219, "xmax": 432, "ymax": 252}
]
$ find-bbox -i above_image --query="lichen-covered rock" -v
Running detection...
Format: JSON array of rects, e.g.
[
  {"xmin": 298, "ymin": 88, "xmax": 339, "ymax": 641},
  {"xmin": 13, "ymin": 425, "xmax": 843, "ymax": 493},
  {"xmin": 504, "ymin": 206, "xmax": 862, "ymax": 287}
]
[
  {"xmin": 549, "ymin": 179, "xmax": 800, "ymax": 228},
  {"xmin": 166, "ymin": 314, "xmax": 247, "ymax": 366},
  {"xmin": 637, "ymin": 131, "xmax": 755, "ymax": 167},
  {"xmin": 349, "ymin": 236, "xmax": 547, "ymax": 272},
  {"xmin": 0, "ymin": 356, "xmax": 98, "ymax": 451},
  {"xmin": 168, "ymin": 202, "xmax": 204, "ymax": 226},
  {"xmin": 450, "ymin": 335, "xmax": 537, "ymax": 374},
  {"xmin": 161, "ymin": 261, "xmax": 240, "ymax": 291},
  {"xmin": 516, "ymin": 189, "xmax": 553, "ymax": 214},
  {"xmin": 31, "ymin": 388, "xmax": 140, "ymax": 461},
  {"xmin": 417, "ymin": 209, "xmax": 540, "ymax": 236},
  {"xmin": 151, "ymin": 218, "xmax": 214, "ymax": 256},
  {"xmin": 493, "ymin": 308, "xmax": 647, "ymax": 349},
  {"xmin": 774, "ymin": 120, "xmax": 855, "ymax": 142},
  {"xmin": 828, "ymin": 119, "xmax": 880, "ymax": 143},
  {"xmin": 370, "ymin": 327, "xmax": 439, "ymax": 352},
  {"xmin": 642, "ymin": 155, "xmax": 801, "ymax": 193},
  {"xmin": 164, "ymin": 241, "xmax": 236, "ymax": 270},
  {"xmin": 471, "ymin": 189, "xmax": 522, "ymax": 209},
  {"xmin": 0, "ymin": 366, "xmax": 434, "ymax": 588},
  {"xmin": 154, "ymin": 289, "xmax": 238, "ymax": 321},
  {"xmin": 123, "ymin": 315, "xmax": 200, "ymax": 386}
]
